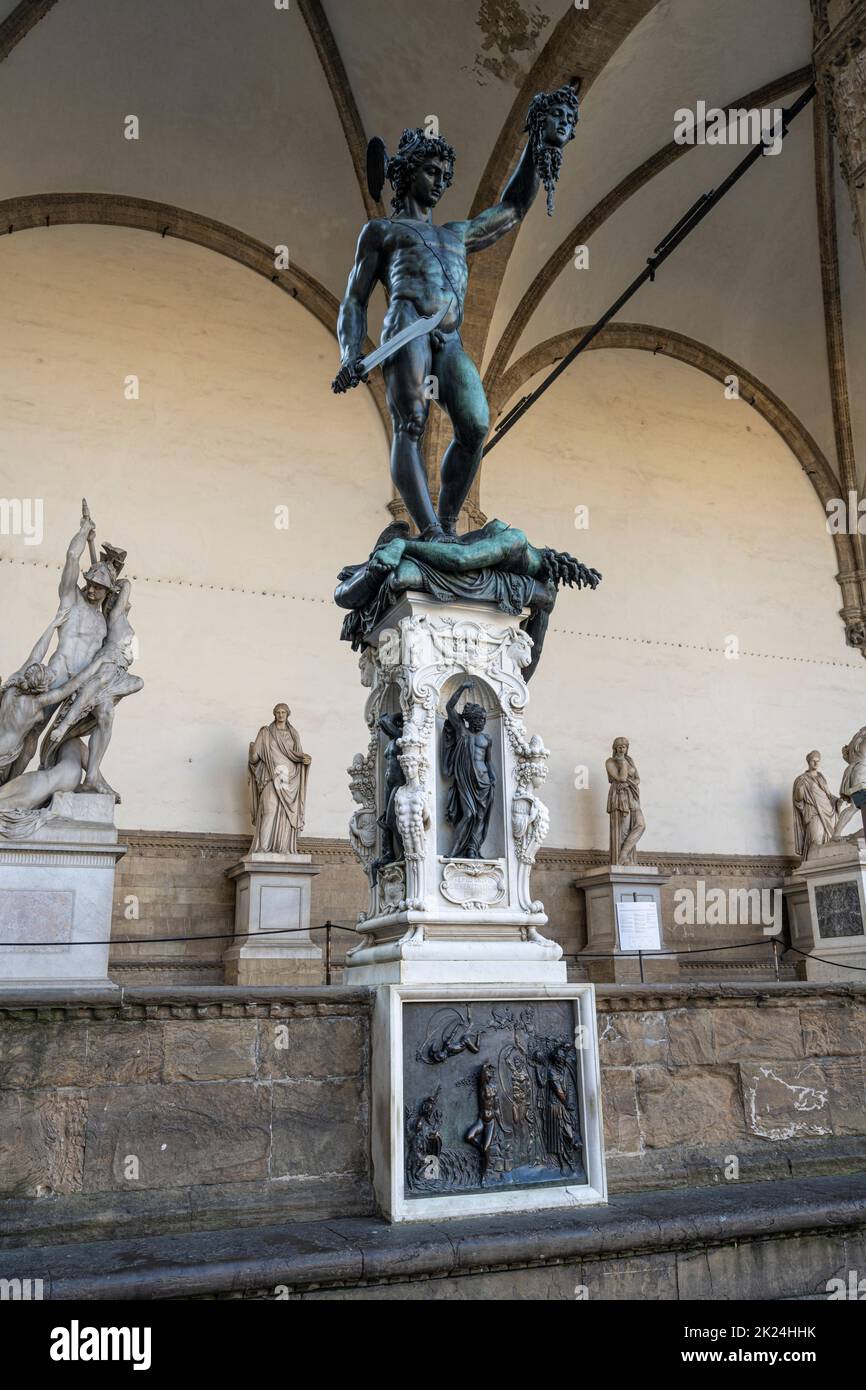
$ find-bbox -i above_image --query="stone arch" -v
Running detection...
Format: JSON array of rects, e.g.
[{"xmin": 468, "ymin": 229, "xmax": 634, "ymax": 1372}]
[
  {"xmin": 489, "ymin": 321, "xmax": 866, "ymax": 651},
  {"xmin": 0, "ymin": 191, "xmax": 391, "ymax": 442}
]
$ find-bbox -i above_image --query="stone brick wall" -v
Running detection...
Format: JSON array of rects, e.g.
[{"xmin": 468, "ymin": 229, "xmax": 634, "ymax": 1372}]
[
  {"xmin": 110, "ymin": 830, "xmax": 797, "ymax": 985},
  {"xmin": 0, "ymin": 987, "xmax": 372, "ymax": 1249},
  {"xmin": 600, "ymin": 983, "xmax": 866, "ymax": 1191},
  {"xmin": 1, "ymin": 982, "xmax": 862, "ymax": 1251}
]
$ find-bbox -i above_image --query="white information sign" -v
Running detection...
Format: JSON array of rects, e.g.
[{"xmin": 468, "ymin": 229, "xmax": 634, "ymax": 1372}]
[{"xmin": 616, "ymin": 900, "xmax": 661, "ymax": 952}]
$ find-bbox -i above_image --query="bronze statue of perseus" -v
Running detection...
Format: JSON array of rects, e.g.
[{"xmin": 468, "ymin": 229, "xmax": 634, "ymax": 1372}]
[{"xmin": 332, "ymin": 87, "xmax": 579, "ymax": 541}]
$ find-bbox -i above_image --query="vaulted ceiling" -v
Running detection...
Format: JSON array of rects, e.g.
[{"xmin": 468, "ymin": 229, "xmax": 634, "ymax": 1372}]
[{"xmin": 0, "ymin": 0, "xmax": 863, "ymax": 509}]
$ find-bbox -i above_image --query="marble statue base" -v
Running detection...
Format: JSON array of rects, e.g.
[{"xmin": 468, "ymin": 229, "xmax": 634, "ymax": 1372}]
[
  {"xmin": 574, "ymin": 864, "xmax": 670, "ymax": 983},
  {"xmin": 783, "ymin": 840, "xmax": 866, "ymax": 982},
  {"xmin": 344, "ymin": 930, "xmax": 565, "ymax": 987},
  {"xmin": 342, "ymin": 591, "xmax": 606, "ymax": 1219},
  {"xmin": 223, "ymin": 853, "xmax": 322, "ymax": 986},
  {"xmin": 372, "ymin": 982, "xmax": 607, "ymax": 1222},
  {"xmin": 343, "ymin": 592, "xmax": 563, "ymax": 988},
  {"xmin": 0, "ymin": 792, "xmax": 125, "ymax": 988}
]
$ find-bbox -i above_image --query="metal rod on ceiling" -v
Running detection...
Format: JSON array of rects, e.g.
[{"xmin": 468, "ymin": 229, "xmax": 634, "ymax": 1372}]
[{"xmin": 483, "ymin": 82, "xmax": 817, "ymax": 457}]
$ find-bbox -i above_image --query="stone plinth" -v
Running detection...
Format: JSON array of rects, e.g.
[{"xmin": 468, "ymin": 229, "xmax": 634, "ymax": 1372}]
[
  {"xmin": 783, "ymin": 839, "xmax": 866, "ymax": 982},
  {"xmin": 0, "ymin": 792, "xmax": 125, "ymax": 988},
  {"xmin": 223, "ymin": 853, "xmax": 322, "ymax": 986},
  {"xmin": 343, "ymin": 593, "xmax": 564, "ymax": 988},
  {"xmin": 574, "ymin": 864, "xmax": 670, "ymax": 983},
  {"xmin": 341, "ymin": 593, "xmax": 606, "ymax": 1221}
]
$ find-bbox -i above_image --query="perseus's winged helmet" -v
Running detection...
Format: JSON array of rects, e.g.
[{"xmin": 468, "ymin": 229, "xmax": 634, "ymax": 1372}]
[
  {"xmin": 366, "ymin": 135, "xmax": 389, "ymax": 204},
  {"xmin": 366, "ymin": 130, "xmax": 456, "ymax": 212}
]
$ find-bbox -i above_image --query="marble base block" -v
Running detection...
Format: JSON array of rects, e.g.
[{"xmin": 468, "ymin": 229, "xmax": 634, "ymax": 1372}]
[
  {"xmin": 574, "ymin": 864, "xmax": 670, "ymax": 983},
  {"xmin": 223, "ymin": 853, "xmax": 322, "ymax": 986},
  {"xmin": 342, "ymin": 593, "xmax": 606, "ymax": 1220},
  {"xmin": 783, "ymin": 840, "xmax": 866, "ymax": 982},
  {"xmin": 0, "ymin": 792, "xmax": 125, "ymax": 987}
]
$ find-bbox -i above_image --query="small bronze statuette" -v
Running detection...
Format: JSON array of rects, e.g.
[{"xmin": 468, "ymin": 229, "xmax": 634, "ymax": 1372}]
[{"xmin": 442, "ymin": 682, "xmax": 495, "ymax": 859}]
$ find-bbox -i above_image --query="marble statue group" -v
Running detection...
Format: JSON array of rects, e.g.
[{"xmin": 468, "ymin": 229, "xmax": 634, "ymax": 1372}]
[{"xmin": 0, "ymin": 503, "xmax": 142, "ymax": 834}]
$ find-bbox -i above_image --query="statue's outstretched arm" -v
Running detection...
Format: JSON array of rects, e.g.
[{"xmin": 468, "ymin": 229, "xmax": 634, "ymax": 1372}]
[
  {"xmin": 20, "ymin": 604, "xmax": 69, "ymax": 673},
  {"xmin": 445, "ymin": 681, "xmax": 472, "ymax": 729},
  {"xmin": 36, "ymin": 654, "xmax": 102, "ymax": 710},
  {"xmin": 59, "ymin": 514, "xmax": 93, "ymax": 600},
  {"xmin": 460, "ymin": 142, "xmax": 540, "ymax": 254},
  {"xmin": 333, "ymin": 221, "xmax": 382, "ymax": 391}
]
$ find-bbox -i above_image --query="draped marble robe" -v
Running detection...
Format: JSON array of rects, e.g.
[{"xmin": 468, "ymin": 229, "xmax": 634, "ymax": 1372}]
[
  {"xmin": 792, "ymin": 758, "xmax": 837, "ymax": 860},
  {"xmin": 249, "ymin": 715, "xmax": 309, "ymax": 855}
]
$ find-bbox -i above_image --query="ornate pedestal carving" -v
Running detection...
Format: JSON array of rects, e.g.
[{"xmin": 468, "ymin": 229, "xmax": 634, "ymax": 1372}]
[
  {"xmin": 783, "ymin": 838, "xmax": 866, "ymax": 980},
  {"xmin": 223, "ymin": 853, "xmax": 321, "ymax": 986},
  {"xmin": 344, "ymin": 595, "xmax": 606, "ymax": 1220},
  {"xmin": 0, "ymin": 792, "xmax": 125, "ymax": 987},
  {"xmin": 343, "ymin": 594, "xmax": 564, "ymax": 986}
]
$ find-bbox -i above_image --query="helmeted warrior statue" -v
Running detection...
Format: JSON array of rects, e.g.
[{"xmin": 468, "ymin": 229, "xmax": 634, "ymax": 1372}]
[
  {"xmin": 332, "ymin": 88, "xmax": 580, "ymax": 543},
  {"xmin": 330, "ymin": 90, "xmax": 601, "ymax": 681}
]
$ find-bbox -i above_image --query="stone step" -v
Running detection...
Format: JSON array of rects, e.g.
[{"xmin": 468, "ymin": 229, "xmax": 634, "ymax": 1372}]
[{"xmin": 1, "ymin": 1172, "xmax": 864, "ymax": 1301}]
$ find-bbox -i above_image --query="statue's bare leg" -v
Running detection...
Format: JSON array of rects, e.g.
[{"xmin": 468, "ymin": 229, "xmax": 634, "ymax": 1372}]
[
  {"xmin": 435, "ymin": 336, "xmax": 490, "ymax": 534},
  {"xmin": 78, "ymin": 699, "xmax": 119, "ymax": 799},
  {"xmin": 382, "ymin": 322, "xmax": 440, "ymax": 536}
]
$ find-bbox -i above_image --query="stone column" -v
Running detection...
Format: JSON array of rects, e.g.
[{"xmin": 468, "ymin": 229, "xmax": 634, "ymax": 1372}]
[
  {"xmin": 341, "ymin": 594, "xmax": 608, "ymax": 1223},
  {"xmin": 813, "ymin": 0, "xmax": 866, "ymax": 270}
]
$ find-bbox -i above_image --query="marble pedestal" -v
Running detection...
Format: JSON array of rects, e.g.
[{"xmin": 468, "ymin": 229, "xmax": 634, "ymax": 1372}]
[
  {"xmin": 783, "ymin": 840, "xmax": 866, "ymax": 982},
  {"xmin": 223, "ymin": 853, "xmax": 322, "ymax": 986},
  {"xmin": 0, "ymin": 792, "xmax": 125, "ymax": 988},
  {"xmin": 574, "ymin": 864, "xmax": 670, "ymax": 983},
  {"xmin": 343, "ymin": 592, "xmax": 565, "ymax": 988},
  {"xmin": 342, "ymin": 592, "xmax": 606, "ymax": 1220}
]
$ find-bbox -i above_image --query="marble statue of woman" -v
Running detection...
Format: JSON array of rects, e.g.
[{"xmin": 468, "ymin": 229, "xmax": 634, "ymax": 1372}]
[
  {"xmin": 249, "ymin": 703, "xmax": 311, "ymax": 855},
  {"xmin": 792, "ymin": 750, "xmax": 839, "ymax": 859},
  {"xmin": 605, "ymin": 736, "xmax": 645, "ymax": 865}
]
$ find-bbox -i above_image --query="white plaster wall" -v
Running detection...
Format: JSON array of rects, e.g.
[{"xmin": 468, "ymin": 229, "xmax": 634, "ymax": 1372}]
[
  {"xmin": 0, "ymin": 227, "xmax": 388, "ymax": 836},
  {"xmin": 483, "ymin": 350, "xmax": 866, "ymax": 856},
  {"xmin": 0, "ymin": 227, "xmax": 862, "ymax": 854}
]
